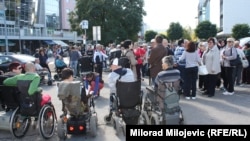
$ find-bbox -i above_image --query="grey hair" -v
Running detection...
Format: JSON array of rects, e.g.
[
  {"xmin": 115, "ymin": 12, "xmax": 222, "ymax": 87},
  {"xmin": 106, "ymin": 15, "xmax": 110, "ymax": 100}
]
[{"xmin": 162, "ymin": 55, "xmax": 174, "ymax": 68}]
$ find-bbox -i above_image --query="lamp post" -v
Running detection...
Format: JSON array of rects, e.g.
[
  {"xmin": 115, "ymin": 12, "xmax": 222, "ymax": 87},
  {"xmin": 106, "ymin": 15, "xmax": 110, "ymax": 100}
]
[
  {"xmin": 0, "ymin": 0, "xmax": 8, "ymax": 53},
  {"xmin": 17, "ymin": 6, "xmax": 21, "ymax": 53},
  {"xmin": 80, "ymin": 20, "xmax": 88, "ymax": 52}
]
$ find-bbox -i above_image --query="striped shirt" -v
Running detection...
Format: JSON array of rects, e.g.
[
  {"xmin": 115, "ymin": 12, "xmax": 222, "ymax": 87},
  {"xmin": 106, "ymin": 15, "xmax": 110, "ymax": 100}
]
[{"xmin": 155, "ymin": 68, "xmax": 181, "ymax": 86}]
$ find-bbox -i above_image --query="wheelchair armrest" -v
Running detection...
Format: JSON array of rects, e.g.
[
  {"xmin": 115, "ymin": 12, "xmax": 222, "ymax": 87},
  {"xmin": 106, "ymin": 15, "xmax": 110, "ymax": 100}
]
[{"xmin": 146, "ymin": 86, "xmax": 156, "ymax": 93}]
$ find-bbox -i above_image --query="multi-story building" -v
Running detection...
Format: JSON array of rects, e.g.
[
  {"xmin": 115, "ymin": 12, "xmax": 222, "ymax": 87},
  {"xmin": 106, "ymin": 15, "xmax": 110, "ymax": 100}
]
[
  {"xmin": 197, "ymin": 0, "xmax": 250, "ymax": 37},
  {"xmin": 0, "ymin": 0, "xmax": 80, "ymax": 54}
]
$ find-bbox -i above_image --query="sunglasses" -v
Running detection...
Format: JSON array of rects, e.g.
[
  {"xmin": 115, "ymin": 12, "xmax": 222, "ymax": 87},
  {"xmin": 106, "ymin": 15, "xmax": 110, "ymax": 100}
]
[{"xmin": 17, "ymin": 67, "xmax": 22, "ymax": 70}]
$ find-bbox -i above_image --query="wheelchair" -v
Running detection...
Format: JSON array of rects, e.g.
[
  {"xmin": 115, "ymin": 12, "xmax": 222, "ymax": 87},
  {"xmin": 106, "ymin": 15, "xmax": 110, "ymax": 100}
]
[
  {"xmin": 0, "ymin": 77, "xmax": 57, "ymax": 139},
  {"xmin": 78, "ymin": 56, "xmax": 94, "ymax": 75},
  {"xmin": 37, "ymin": 70, "xmax": 53, "ymax": 86},
  {"xmin": 140, "ymin": 86, "xmax": 184, "ymax": 125},
  {"xmin": 57, "ymin": 81, "xmax": 98, "ymax": 140},
  {"xmin": 53, "ymin": 66, "xmax": 67, "ymax": 81},
  {"xmin": 104, "ymin": 80, "xmax": 143, "ymax": 136}
]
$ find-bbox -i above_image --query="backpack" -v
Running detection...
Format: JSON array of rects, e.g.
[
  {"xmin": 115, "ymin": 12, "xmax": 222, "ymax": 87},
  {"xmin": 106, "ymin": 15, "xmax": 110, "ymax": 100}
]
[
  {"xmin": 119, "ymin": 51, "xmax": 131, "ymax": 68},
  {"xmin": 158, "ymin": 82, "xmax": 180, "ymax": 114}
]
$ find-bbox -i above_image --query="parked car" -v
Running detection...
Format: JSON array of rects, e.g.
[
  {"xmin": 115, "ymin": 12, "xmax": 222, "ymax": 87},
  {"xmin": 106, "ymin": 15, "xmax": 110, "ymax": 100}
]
[
  {"xmin": 240, "ymin": 37, "xmax": 250, "ymax": 47},
  {"xmin": 0, "ymin": 54, "xmax": 36, "ymax": 73}
]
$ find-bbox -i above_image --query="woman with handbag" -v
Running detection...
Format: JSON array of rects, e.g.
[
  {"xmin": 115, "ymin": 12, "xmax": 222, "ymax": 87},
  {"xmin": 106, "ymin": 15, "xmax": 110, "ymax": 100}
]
[
  {"xmin": 242, "ymin": 42, "xmax": 250, "ymax": 84},
  {"xmin": 202, "ymin": 37, "xmax": 221, "ymax": 97},
  {"xmin": 220, "ymin": 38, "xmax": 237, "ymax": 95},
  {"xmin": 233, "ymin": 41, "xmax": 246, "ymax": 86}
]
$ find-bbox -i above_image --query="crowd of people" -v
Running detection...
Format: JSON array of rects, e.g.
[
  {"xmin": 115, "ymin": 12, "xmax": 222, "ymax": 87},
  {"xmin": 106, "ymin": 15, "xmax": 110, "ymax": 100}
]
[{"xmin": 1, "ymin": 35, "xmax": 250, "ymax": 126}]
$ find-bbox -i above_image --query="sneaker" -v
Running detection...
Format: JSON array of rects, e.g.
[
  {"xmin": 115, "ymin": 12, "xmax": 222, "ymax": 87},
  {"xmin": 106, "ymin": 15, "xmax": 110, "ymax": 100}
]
[
  {"xmin": 191, "ymin": 97, "xmax": 196, "ymax": 100},
  {"xmin": 185, "ymin": 97, "xmax": 190, "ymax": 100},
  {"xmin": 223, "ymin": 91, "xmax": 229, "ymax": 95},
  {"xmin": 223, "ymin": 91, "xmax": 234, "ymax": 95}
]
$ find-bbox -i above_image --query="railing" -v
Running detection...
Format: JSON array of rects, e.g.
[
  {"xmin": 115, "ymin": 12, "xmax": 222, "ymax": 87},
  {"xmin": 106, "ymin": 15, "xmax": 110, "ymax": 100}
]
[{"xmin": 0, "ymin": 26, "xmax": 81, "ymax": 41}]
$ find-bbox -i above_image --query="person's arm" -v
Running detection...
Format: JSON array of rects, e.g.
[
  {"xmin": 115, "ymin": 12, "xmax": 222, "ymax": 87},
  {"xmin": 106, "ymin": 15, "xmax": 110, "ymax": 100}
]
[
  {"xmin": 178, "ymin": 51, "xmax": 186, "ymax": 62},
  {"xmin": 3, "ymin": 75, "xmax": 19, "ymax": 86},
  {"xmin": 93, "ymin": 76, "xmax": 100, "ymax": 95},
  {"xmin": 28, "ymin": 76, "xmax": 41, "ymax": 95}
]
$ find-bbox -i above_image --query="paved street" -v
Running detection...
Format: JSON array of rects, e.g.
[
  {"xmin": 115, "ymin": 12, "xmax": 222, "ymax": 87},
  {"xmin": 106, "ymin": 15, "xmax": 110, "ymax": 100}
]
[{"xmin": 0, "ymin": 69, "xmax": 250, "ymax": 140}]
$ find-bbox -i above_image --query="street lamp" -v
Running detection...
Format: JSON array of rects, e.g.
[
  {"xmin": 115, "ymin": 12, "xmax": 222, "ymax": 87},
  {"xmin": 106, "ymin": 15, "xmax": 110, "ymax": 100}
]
[
  {"xmin": 80, "ymin": 20, "xmax": 88, "ymax": 52},
  {"xmin": 0, "ymin": 0, "xmax": 8, "ymax": 53},
  {"xmin": 17, "ymin": 6, "xmax": 21, "ymax": 53}
]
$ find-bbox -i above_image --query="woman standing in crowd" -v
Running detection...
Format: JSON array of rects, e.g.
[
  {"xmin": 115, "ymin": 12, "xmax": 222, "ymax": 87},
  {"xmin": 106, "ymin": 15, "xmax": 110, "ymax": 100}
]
[
  {"xmin": 197, "ymin": 42, "xmax": 207, "ymax": 91},
  {"xmin": 217, "ymin": 39, "xmax": 227, "ymax": 89},
  {"xmin": 202, "ymin": 37, "xmax": 221, "ymax": 97},
  {"xmin": 242, "ymin": 42, "xmax": 250, "ymax": 84},
  {"xmin": 122, "ymin": 39, "xmax": 137, "ymax": 80},
  {"xmin": 220, "ymin": 37, "xmax": 237, "ymax": 95},
  {"xmin": 179, "ymin": 41, "xmax": 201, "ymax": 100}
]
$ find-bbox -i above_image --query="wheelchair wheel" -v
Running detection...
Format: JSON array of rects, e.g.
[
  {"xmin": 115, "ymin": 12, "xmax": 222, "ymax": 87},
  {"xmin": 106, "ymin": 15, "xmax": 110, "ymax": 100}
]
[
  {"xmin": 54, "ymin": 74, "xmax": 59, "ymax": 81},
  {"xmin": 57, "ymin": 119, "xmax": 67, "ymax": 140},
  {"xmin": 38, "ymin": 105, "xmax": 56, "ymax": 139},
  {"xmin": 104, "ymin": 114, "xmax": 112, "ymax": 124},
  {"xmin": 138, "ymin": 111, "xmax": 150, "ymax": 125},
  {"xmin": 150, "ymin": 112, "xmax": 160, "ymax": 125},
  {"xmin": 89, "ymin": 115, "xmax": 97, "ymax": 137},
  {"xmin": 179, "ymin": 110, "xmax": 185, "ymax": 125},
  {"xmin": 112, "ymin": 116, "xmax": 122, "ymax": 135},
  {"xmin": 47, "ymin": 80, "xmax": 53, "ymax": 86},
  {"xmin": 10, "ymin": 107, "xmax": 31, "ymax": 138}
]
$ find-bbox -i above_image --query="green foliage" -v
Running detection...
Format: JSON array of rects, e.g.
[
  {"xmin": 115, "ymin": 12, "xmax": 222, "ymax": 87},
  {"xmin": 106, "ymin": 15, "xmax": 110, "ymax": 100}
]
[
  {"xmin": 232, "ymin": 24, "xmax": 250, "ymax": 40},
  {"xmin": 69, "ymin": 0, "xmax": 146, "ymax": 45},
  {"xmin": 183, "ymin": 27, "xmax": 192, "ymax": 41},
  {"xmin": 195, "ymin": 21, "xmax": 217, "ymax": 40},
  {"xmin": 144, "ymin": 30, "xmax": 158, "ymax": 42},
  {"xmin": 167, "ymin": 22, "xmax": 183, "ymax": 41}
]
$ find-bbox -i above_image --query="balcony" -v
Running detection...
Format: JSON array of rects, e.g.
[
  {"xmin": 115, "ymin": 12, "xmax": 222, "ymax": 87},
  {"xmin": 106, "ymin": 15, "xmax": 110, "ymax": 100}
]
[{"xmin": 0, "ymin": 22, "xmax": 82, "ymax": 42}]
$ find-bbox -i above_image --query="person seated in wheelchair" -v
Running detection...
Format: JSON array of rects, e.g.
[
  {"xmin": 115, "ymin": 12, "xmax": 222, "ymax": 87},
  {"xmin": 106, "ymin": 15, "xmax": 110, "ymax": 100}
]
[
  {"xmin": 3, "ymin": 62, "xmax": 51, "ymax": 115},
  {"xmin": 154, "ymin": 55, "xmax": 181, "ymax": 109},
  {"xmin": 2, "ymin": 62, "xmax": 23, "ymax": 77},
  {"xmin": 57, "ymin": 68, "xmax": 89, "ymax": 117},
  {"xmin": 34, "ymin": 58, "xmax": 52, "ymax": 81},
  {"xmin": 106, "ymin": 58, "xmax": 136, "ymax": 120},
  {"xmin": 108, "ymin": 58, "xmax": 135, "ymax": 93},
  {"xmin": 55, "ymin": 55, "xmax": 67, "ymax": 72}
]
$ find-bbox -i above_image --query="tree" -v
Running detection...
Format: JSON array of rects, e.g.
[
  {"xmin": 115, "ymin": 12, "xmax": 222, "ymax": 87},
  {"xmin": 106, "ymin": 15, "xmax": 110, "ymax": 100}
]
[
  {"xmin": 144, "ymin": 30, "xmax": 157, "ymax": 42},
  {"xmin": 232, "ymin": 24, "xmax": 250, "ymax": 40},
  {"xmin": 69, "ymin": 0, "xmax": 146, "ymax": 45},
  {"xmin": 183, "ymin": 27, "xmax": 192, "ymax": 41},
  {"xmin": 195, "ymin": 21, "xmax": 217, "ymax": 40},
  {"xmin": 167, "ymin": 22, "xmax": 183, "ymax": 42}
]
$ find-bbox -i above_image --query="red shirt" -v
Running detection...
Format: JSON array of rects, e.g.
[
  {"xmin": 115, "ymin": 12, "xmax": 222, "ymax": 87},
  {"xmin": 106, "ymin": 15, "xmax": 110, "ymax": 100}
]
[{"xmin": 134, "ymin": 47, "xmax": 146, "ymax": 64}]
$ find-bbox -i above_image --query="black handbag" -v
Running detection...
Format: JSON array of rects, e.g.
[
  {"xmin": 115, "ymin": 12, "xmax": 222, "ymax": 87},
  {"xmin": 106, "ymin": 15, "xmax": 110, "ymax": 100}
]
[{"xmin": 229, "ymin": 49, "xmax": 242, "ymax": 67}]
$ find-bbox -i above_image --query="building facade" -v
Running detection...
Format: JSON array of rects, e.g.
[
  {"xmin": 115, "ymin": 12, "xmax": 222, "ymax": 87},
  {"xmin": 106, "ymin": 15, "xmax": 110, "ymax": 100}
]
[
  {"xmin": 0, "ymin": 0, "xmax": 80, "ymax": 54},
  {"xmin": 198, "ymin": 0, "xmax": 250, "ymax": 37}
]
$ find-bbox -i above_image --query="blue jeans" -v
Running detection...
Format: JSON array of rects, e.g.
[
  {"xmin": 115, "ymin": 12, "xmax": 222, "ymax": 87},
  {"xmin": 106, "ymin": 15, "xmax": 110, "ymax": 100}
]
[{"xmin": 70, "ymin": 61, "xmax": 78, "ymax": 76}]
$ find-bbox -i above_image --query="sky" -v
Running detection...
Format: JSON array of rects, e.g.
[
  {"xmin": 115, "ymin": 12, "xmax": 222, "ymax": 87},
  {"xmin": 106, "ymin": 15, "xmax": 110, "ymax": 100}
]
[{"xmin": 143, "ymin": 0, "xmax": 199, "ymax": 32}]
